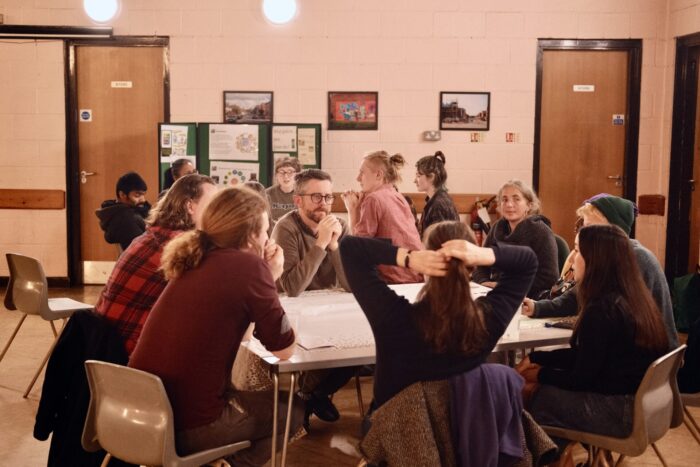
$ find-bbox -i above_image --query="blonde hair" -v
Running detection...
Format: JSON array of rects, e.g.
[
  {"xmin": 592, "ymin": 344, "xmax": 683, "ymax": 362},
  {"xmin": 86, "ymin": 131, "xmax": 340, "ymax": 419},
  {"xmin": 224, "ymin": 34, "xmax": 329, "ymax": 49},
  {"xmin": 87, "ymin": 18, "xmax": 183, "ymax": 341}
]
[
  {"xmin": 497, "ymin": 179, "xmax": 541, "ymax": 215},
  {"xmin": 161, "ymin": 187, "xmax": 268, "ymax": 280},
  {"xmin": 147, "ymin": 174, "xmax": 215, "ymax": 230},
  {"xmin": 364, "ymin": 151, "xmax": 406, "ymax": 184},
  {"xmin": 575, "ymin": 203, "xmax": 608, "ymax": 224}
]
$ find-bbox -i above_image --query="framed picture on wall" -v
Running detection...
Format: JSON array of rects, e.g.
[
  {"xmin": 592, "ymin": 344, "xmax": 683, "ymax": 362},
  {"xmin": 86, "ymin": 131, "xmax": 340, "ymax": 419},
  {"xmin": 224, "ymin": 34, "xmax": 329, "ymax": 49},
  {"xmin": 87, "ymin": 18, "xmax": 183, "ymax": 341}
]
[
  {"xmin": 223, "ymin": 91, "xmax": 273, "ymax": 123},
  {"xmin": 328, "ymin": 91, "xmax": 378, "ymax": 130},
  {"xmin": 439, "ymin": 92, "xmax": 490, "ymax": 131}
]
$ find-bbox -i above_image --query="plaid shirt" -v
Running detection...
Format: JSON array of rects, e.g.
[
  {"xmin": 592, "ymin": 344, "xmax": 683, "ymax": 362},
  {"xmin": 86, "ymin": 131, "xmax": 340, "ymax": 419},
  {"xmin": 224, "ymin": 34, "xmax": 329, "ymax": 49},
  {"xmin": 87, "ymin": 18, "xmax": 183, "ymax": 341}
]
[{"xmin": 94, "ymin": 225, "xmax": 182, "ymax": 355}]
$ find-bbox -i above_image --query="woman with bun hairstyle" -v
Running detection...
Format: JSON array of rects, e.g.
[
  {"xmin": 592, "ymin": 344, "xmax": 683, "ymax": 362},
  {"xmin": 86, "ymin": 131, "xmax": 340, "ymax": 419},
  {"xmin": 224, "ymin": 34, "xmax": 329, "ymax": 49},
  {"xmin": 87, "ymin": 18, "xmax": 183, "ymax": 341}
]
[
  {"xmin": 342, "ymin": 151, "xmax": 423, "ymax": 284},
  {"xmin": 129, "ymin": 186, "xmax": 301, "ymax": 466},
  {"xmin": 414, "ymin": 150, "xmax": 459, "ymax": 235}
]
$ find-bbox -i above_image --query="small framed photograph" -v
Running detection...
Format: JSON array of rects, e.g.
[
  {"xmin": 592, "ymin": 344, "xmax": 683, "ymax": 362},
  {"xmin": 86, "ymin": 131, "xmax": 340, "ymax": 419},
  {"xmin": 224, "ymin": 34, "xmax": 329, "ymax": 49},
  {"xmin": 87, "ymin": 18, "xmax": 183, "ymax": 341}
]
[
  {"xmin": 223, "ymin": 91, "xmax": 273, "ymax": 124},
  {"xmin": 328, "ymin": 91, "xmax": 378, "ymax": 130},
  {"xmin": 439, "ymin": 92, "xmax": 490, "ymax": 131}
]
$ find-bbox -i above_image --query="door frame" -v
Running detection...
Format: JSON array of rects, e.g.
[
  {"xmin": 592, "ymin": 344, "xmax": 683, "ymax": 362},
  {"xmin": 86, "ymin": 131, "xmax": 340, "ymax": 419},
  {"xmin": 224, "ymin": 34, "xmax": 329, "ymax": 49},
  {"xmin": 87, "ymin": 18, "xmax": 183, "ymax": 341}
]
[
  {"xmin": 533, "ymin": 39, "xmax": 642, "ymax": 210},
  {"xmin": 666, "ymin": 32, "xmax": 700, "ymax": 279},
  {"xmin": 65, "ymin": 36, "xmax": 170, "ymax": 285}
]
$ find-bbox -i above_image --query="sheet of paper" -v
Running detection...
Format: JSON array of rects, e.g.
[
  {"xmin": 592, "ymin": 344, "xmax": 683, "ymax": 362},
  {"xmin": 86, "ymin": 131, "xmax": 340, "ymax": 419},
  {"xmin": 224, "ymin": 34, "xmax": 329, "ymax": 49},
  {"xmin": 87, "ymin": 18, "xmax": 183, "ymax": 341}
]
[
  {"xmin": 297, "ymin": 334, "xmax": 335, "ymax": 350},
  {"xmin": 209, "ymin": 124, "xmax": 259, "ymax": 161},
  {"xmin": 297, "ymin": 127, "xmax": 316, "ymax": 165},
  {"xmin": 48, "ymin": 298, "xmax": 93, "ymax": 312},
  {"xmin": 160, "ymin": 124, "xmax": 190, "ymax": 162},
  {"xmin": 272, "ymin": 126, "xmax": 297, "ymax": 152},
  {"xmin": 209, "ymin": 161, "xmax": 260, "ymax": 187}
]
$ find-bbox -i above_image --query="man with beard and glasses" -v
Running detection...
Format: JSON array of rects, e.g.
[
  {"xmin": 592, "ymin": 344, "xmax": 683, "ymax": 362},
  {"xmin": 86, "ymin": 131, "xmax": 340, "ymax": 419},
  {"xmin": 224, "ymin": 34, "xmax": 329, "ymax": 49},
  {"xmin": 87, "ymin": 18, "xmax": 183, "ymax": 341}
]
[{"xmin": 271, "ymin": 168, "xmax": 355, "ymax": 430}]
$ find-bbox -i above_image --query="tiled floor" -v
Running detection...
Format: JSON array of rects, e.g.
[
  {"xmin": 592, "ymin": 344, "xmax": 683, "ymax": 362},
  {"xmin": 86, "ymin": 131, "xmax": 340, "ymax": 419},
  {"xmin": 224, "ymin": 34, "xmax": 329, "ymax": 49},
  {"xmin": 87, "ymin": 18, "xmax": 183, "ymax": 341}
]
[{"xmin": 1, "ymin": 286, "xmax": 700, "ymax": 466}]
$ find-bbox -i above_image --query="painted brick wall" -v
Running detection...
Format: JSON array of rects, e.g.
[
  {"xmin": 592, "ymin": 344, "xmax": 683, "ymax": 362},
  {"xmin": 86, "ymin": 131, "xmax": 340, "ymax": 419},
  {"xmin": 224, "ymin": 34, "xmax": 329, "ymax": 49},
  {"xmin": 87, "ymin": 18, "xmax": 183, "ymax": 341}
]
[{"xmin": 0, "ymin": 0, "xmax": 697, "ymax": 274}]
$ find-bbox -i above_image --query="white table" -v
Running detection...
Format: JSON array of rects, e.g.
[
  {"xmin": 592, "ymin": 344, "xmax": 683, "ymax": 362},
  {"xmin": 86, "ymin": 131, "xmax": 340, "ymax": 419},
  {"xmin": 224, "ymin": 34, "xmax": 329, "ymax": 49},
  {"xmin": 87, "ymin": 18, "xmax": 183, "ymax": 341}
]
[{"xmin": 243, "ymin": 284, "xmax": 572, "ymax": 467}]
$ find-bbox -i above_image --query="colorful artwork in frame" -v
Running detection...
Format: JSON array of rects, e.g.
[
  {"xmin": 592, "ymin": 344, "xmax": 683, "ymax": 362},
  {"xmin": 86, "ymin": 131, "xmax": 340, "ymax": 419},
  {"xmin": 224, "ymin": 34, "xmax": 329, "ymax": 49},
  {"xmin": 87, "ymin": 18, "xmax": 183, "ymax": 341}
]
[{"xmin": 328, "ymin": 91, "xmax": 378, "ymax": 130}]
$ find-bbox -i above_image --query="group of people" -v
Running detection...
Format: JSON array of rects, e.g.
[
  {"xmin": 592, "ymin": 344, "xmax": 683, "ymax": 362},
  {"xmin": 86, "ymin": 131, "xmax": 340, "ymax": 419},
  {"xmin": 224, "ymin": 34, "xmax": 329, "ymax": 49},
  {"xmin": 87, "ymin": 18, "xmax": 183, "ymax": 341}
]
[{"xmin": 87, "ymin": 148, "xmax": 679, "ymax": 466}]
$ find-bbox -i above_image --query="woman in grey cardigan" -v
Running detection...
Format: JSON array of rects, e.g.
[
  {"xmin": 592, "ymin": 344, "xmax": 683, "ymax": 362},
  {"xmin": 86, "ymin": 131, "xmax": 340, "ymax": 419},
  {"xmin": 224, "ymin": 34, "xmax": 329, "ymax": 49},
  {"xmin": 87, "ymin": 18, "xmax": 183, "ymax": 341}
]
[{"xmin": 472, "ymin": 179, "xmax": 558, "ymax": 299}]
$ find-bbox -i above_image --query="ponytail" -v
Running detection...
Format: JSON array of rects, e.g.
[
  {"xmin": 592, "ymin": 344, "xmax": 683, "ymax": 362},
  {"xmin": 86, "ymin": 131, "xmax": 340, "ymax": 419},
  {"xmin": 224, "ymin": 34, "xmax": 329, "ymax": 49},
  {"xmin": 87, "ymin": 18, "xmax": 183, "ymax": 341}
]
[
  {"xmin": 161, "ymin": 230, "xmax": 212, "ymax": 280},
  {"xmin": 415, "ymin": 151, "xmax": 448, "ymax": 190}
]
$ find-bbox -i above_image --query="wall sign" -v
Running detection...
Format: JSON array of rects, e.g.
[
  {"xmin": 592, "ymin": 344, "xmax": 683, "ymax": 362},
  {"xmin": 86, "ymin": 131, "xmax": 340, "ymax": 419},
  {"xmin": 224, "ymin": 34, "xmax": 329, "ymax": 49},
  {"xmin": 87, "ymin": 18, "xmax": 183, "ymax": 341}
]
[
  {"xmin": 612, "ymin": 114, "xmax": 625, "ymax": 126},
  {"xmin": 111, "ymin": 81, "xmax": 133, "ymax": 88},
  {"xmin": 573, "ymin": 85, "xmax": 595, "ymax": 92},
  {"xmin": 79, "ymin": 109, "xmax": 92, "ymax": 122}
]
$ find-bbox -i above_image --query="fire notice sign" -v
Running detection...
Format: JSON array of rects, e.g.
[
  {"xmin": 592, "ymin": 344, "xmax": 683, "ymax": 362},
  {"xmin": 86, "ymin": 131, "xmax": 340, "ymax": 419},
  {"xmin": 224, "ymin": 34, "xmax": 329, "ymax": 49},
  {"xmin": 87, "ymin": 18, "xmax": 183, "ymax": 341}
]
[
  {"xmin": 612, "ymin": 114, "xmax": 625, "ymax": 126},
  {"xmin": 80, "ymin": 109, "xmax": 92, "ymax": 122}
]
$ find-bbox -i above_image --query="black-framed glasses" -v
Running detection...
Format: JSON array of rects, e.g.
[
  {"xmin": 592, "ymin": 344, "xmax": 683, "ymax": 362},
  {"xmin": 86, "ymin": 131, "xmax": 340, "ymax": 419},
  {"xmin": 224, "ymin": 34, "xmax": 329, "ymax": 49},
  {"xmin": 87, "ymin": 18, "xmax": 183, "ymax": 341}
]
[{"xmin": 300, "ymin": 193, "xmax": 335, "ymax": 204}]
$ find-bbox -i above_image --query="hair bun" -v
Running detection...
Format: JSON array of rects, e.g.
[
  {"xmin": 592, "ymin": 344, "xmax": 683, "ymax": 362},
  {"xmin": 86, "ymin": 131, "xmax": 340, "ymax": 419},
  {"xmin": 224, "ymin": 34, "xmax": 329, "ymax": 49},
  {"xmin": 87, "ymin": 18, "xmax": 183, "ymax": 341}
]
[
  {"xmin": 389, "ymin": 153, "xmax": 405, "ymax": 167},
  {"xmin": 434, "ymin": 151, "xmax": 446, "ymax": 165}
]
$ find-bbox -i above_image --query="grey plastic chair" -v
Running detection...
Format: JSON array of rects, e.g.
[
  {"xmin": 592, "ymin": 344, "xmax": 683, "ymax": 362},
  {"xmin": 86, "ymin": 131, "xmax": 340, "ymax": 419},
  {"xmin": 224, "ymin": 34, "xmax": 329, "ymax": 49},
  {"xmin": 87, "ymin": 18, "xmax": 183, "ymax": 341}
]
[
  {"xmin": 541, "ymin": 345, "xmax": 687, "ymax": 467},
  {"xmin": 82, "ymin": 360, "xmax": 251, "ymax": 467},
  {"xmin": 1, "ymin": 253, "xmax": 93, "ymax": 397}
]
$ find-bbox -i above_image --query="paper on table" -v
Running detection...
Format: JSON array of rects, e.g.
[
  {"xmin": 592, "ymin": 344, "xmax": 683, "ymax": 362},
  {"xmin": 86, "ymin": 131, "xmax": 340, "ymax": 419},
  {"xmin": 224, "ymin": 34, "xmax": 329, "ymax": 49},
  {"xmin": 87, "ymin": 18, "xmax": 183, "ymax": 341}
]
[
  {"xmin": 48, "ymin": 298, "xmax": 93, "ymax": 311},
  {"xmin": 297, "ymin": 334, "xmax": 335, "ymax": 351}
]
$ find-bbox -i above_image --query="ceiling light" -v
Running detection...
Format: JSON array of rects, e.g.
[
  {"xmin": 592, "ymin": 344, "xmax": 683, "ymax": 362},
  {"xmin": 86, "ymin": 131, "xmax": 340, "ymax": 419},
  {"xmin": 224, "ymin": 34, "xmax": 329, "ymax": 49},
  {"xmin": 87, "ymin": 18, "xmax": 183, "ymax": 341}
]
[
  {"xmin": 84, "ymin": 0, "xmax": 120, "ymax": 23},
  {"xmin": 262, "ymin": 0, "xmax": 297, "ymax": 25}
]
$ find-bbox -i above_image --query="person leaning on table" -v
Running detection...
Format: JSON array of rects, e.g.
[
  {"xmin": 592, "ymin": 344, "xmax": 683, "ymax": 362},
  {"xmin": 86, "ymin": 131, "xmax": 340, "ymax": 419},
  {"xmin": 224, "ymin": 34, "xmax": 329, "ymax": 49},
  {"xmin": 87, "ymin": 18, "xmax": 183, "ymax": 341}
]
[
  {"xmin": 339, "ymin": 220, "xmax": 537, "ymax": 425},
  {"xmin": 129, "ymin": 186, "xmax": 303, "ymax": 467},
  {"xmin": 271, "ymin": 168, "xmax": 356, "ymax": 429}
]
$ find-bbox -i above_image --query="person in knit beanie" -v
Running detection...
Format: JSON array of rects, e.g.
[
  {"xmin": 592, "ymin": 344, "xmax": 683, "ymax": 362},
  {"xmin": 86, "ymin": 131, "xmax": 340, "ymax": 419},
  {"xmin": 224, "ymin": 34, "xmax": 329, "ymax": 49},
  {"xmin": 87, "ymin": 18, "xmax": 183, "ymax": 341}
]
[
  {"xmin": 577, "ymin": 194, "xmax": 638, "ymax": 235},
  {"xmin": 525, "ymin": 193, "xmax": 680, "ymax": 348}
]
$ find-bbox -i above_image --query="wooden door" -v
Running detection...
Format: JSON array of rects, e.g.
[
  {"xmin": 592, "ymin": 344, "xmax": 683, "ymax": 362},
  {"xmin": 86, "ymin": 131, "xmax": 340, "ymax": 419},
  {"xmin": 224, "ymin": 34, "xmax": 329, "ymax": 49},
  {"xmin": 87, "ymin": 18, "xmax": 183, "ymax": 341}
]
[
  {"xmin": 691, "ymin": 47, "xmax": 700, "ymax": 271},
  {"xmin": 538, "ymin": 50, "xmax": 629, "ymax": 247},
  {"xmin": 76, "ymin": 46, "xmax": 164, "ymax": 281}
]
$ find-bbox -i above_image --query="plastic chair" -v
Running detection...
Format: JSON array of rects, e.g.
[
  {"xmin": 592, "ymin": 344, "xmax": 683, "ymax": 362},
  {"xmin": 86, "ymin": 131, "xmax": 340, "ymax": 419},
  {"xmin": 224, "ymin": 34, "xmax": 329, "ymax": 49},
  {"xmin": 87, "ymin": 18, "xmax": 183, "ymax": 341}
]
[
  {"xmin": 541, "ymin": 345, "xmax": 687, "ymax": 467},
  {"xmin": 82, "ymin": 360, "xmax": 251, "ymax": 467},
  {"xmin": 553, "ymin": 234, "xmax": 570, "ymax": 275},
  {"xmin": 1, "ymin": 253, "xmax": 93, "ymax": 398}
]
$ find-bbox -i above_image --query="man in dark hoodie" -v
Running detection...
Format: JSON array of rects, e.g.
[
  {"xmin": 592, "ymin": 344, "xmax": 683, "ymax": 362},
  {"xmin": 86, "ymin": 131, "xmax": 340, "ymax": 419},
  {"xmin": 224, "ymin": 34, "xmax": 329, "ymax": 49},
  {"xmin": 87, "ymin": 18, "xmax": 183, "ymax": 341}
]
[{"xmin": 96, "ymin": 172, "xmax": 151, "ymax": 250}]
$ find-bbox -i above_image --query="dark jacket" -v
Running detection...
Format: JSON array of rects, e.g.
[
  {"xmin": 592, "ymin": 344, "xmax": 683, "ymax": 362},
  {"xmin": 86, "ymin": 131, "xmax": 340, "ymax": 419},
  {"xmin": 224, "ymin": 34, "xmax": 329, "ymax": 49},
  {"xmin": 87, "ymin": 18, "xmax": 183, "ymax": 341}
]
[
  {"xmin": 473, "ymin": 215, "xmax": 559, "ymax": 299},
  {"xmin": 34, "ymin": 311, "xmax": 132, "ymax": 467},
  {"xmin": 95, "ymin": 200, "xmax": 150, "ymax": 250},
  {"xmin": 420, "ymin": 189, "xmax": 460, "ymax": 235}
]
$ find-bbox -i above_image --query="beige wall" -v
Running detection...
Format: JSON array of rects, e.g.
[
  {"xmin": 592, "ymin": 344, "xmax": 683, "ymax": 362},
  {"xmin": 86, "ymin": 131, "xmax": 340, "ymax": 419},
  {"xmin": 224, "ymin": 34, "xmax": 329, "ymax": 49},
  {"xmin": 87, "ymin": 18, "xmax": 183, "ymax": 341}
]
[
  {"xmin": 0, "ymin": 39, "xmax": 66, "ymax": 276},
  {"xmin": 0, "ymin": 0, "xmax": 698, "ymax": 275}
]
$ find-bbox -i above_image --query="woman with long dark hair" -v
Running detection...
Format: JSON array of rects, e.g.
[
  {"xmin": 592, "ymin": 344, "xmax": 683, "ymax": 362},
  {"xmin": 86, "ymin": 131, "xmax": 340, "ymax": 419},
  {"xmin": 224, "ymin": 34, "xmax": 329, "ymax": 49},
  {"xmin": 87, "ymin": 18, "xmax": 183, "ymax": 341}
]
[
  {"xmin": 519, "ymin": 224, "xmax": 669, "ymax": 454},
  {"xmin": 414, "ymin": 150, "xmax": 459, "ymax": 235},
  {"xmin": 340, "ymin": 220, "xmax": 537, "ymax": 408}
]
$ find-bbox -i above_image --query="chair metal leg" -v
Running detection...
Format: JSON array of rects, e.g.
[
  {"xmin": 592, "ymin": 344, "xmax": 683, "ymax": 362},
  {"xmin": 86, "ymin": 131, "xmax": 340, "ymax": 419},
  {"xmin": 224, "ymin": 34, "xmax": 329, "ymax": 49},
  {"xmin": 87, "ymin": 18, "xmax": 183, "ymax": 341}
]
[
  {"xmin": 280, "ymin": 372, "xmax": 296, "ymax": 467},
  {"xmin": 23, "ymin": 331, "xmax": 61, "ymax": 398},
  {"xmin": 684, "ymin": 406, "xmax": 700, "ymax": 444},
  {"xmin": 650, "ymin": 443, "xmax": 668, "ymax": 467},
  {"xmin": 614, "ymin": 454, "xmax": 626, "ymax": 466},
  {"xmin": 355, "ymin": 374, "xmax": 365, "ymax": 418},
  {"xmin": 49, "ymin": 320, "xmax": 58, "ymax": 338},
  {"xmin": 271, "ymin": 372, "xmax": 279, "ymax": 467},
  {"xmin": 100, "ymin": 452, "xmax": 111, "ymax": 467},
  {"xmin": 0, "ymin": 313, "xmax": 27, "ymax": 363}
]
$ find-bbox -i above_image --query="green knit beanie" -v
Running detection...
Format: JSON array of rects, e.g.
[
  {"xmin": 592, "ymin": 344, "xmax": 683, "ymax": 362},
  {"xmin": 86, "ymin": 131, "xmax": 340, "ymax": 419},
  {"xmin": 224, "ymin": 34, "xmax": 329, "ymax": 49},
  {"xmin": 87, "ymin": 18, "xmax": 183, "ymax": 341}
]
[{"xmin": 589, "ymin": 196, "xmax": 636, "ymax": 235}]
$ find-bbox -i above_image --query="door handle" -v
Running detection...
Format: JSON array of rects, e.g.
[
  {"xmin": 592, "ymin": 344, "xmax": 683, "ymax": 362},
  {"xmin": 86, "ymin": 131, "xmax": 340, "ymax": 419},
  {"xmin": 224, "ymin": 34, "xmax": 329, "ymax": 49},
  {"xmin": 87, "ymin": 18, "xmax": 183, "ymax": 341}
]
[
  {"xmin": 80, "ymin": 170, "xmax": 96, "ymax": 184},
  {"xmin": 690, "ymin": 179, "xmax": 696, "ymax": 191},
  {"xmin": 607, "ymin": 174, "xmax": 623, "ymax": 187}
]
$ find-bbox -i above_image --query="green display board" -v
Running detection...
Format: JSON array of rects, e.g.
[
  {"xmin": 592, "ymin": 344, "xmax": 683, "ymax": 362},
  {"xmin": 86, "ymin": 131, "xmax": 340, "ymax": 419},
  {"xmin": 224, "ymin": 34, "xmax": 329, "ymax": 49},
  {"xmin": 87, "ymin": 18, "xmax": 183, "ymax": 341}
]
[
  {"xmin": 197, "ymin": 123, "xmax": 271, "ymax": 187},
  {"xmin": 269, "ymin": 123, "xmax": 322, "ymax": 183},
  {"xmin": 157, "ymin": 122, "xmax": 198, "ymax": 191}
]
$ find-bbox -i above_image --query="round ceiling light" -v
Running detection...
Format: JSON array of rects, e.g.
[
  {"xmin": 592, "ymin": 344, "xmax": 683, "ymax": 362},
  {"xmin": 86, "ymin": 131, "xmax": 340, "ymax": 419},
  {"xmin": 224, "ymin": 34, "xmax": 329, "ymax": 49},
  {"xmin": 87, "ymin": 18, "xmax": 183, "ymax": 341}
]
[
  {"xmin": 84, "ymin": 0, "xmax": 120, "ymax": 23},
  {"xmin": 262, "ymin": 0, "xmax": 297, "ymax": 25}
]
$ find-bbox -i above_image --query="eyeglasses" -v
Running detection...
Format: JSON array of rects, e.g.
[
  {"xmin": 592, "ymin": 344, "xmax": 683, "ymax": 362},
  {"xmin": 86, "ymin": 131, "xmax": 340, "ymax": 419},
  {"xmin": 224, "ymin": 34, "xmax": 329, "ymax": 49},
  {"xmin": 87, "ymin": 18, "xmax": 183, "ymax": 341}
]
[
  {"xmin": 276, "ymin": 169, "xmax": 297, "ymax": 177},
  {"xmin": 300, "ymin": 193, "xmax": 335, "ymax": 204}
]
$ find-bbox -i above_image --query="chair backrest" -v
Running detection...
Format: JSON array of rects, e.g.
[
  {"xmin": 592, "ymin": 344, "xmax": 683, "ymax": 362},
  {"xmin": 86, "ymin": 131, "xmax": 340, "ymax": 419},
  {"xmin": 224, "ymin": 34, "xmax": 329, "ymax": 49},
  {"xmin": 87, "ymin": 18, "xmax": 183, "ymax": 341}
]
[
  {"xmin": 630, "ymin": 345, "xmax": 687, "ymax": 451},
  {"xmin": 553, "ymin": 234, "xmax": 570, "ymax": 274},
  {"xmin": 4, "ymin": 253, "xmax": 51, "ymax": 318},
  {"xmin": 83, "ymin": 360, "xmax": 177, "ymax": 466}
]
